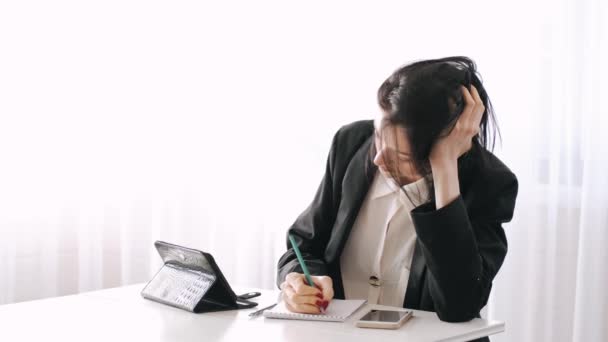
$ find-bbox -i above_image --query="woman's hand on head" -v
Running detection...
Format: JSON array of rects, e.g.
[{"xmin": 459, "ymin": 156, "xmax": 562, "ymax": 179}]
[
  {"xmin": 429, "ymin": 85, "xmax": 485, "ymax": 166},
  {"xmin": 280, "ymin": 272, "xmax": 334, "ymax": 314}
]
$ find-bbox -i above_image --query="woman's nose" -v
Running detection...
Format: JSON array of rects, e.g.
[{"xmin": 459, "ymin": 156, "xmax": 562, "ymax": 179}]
[{"xmin": 373, "ymin": 149, "xmax": 386, "ymax": 169}]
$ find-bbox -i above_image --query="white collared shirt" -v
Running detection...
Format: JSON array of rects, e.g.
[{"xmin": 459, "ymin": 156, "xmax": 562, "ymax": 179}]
[{"xmin": 339, "ymin": 171, "xmax": 432, "ymax": 307}]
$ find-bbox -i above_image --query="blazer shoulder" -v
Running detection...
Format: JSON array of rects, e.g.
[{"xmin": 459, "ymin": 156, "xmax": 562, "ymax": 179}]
[
  {"xmin": 477, "ymin": 148, "xmax": 517, "ymax": 181},
  {"xmin": 460, "ymin": 147, "xmax": 519, "ymax": 222},
  {"xmin": 336, "ymin": 120, "xmax": 374, "ymax": 141},
  {"xmin": 333, "ymin": 120, "xmax": 374, "ymax": 151},
  {"xmin": 324, "ymin": 120, "xmax": 374, "ymax": 178},
  {"xmin": 466, "ymin": 147, "xmax": 518, "ymax": 200}
]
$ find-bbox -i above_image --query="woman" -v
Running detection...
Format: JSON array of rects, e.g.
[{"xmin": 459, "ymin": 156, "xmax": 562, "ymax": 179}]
[{"xmin": 276, "ymin": 57, "xmax": 518, "ymax": 331}]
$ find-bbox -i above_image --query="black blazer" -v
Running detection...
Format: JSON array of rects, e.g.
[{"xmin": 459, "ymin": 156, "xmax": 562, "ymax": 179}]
[{"xmin": 277, "ymin": 120, "xmax": 518, "ymax": 328}]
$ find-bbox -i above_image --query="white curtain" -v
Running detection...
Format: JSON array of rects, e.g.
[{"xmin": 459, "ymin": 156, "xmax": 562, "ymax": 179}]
[
  {"xmin": 487, "ymin": 0, "xmax": 608, "ymax": 340},
  {"xmin": 0, "ymin": 1, "xmax": 606, "ymax": 341}
]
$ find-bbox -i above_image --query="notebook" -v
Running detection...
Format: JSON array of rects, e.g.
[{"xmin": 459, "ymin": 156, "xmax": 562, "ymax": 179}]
[{"xmin": 263, "ymin": 299, "xmax": 367, "ymax": 322}]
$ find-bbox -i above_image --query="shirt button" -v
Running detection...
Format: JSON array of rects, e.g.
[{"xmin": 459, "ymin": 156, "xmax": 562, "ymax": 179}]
[{"xmin": 369, "ymin": 275, "xmax": 382, "ymax": 287}]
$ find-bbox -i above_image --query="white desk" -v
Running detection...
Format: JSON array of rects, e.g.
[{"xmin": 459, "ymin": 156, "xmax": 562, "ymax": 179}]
[{"xmin": 0, "ymin": 284, "xmax": 504, "ymax": 342}]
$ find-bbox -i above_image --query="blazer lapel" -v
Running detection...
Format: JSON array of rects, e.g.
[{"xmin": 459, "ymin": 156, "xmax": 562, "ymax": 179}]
[
  {"xmin": 403, "ymin": 239, "xmax": 427, "ymax": 308},
  {"xmin": 324, "ymin": 136, "xmax": 376, "ymax": 263}
]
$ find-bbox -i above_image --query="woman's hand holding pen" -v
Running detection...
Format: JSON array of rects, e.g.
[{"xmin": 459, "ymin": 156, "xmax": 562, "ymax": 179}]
[{"xmin": 280, "ymin": 272, "xmax": 334, "ymax": 314}]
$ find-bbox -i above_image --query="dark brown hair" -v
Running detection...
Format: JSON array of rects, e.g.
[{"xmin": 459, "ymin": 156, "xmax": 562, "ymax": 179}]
[{"xmin": 372, "ymin": 56, "xmax": 499, "ymax": 204}]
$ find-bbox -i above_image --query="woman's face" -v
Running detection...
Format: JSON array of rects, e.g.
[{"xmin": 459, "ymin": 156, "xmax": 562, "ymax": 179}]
[{"xmin": 373, "ymin": 117, "xmax": 423, "ymax": 185}]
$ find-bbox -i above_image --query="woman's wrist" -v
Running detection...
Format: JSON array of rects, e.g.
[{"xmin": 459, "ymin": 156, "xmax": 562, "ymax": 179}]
[{"xmin": 430, "ymin": 157, "xmax": 460, "ymax": 210}]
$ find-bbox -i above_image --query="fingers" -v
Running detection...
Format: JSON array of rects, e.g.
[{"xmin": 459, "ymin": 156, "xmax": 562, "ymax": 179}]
[
  {"xmin": 281, "ymin": 281, "xmax": 327, "ymax": 314},
  {"xmin": 311, "ymin": 275, "xmax": 335, "ymax": 302},
  {"xmin": 460, "ymin": 85, "xmax": 476, "ymax": 117},
  {"xmin": 286, "ymin": 273, "xmax": 321, "ymax": 296},
  {"xmin": 281, "ymin": 273, "xmax": 334, "ymax": 312},
  {"xmin": 459, "ymin": 85, "xmax": 484, "ymax": 135},
  {"xmin": 285, "ymin": 300, "xmax": 321, "ymax": 314},
  {"xmin": 469, "ymin": 86, "xmax": 485, "ymax": 130},
  {"xmin": 282, "ymin": 282, "xmax": 322, "ymax": 306}
]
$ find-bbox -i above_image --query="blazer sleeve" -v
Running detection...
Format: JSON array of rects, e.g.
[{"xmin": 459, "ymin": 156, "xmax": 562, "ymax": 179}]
[
  {"xmin": 275, "ymin": 130, "xmax": 340, "ymax": 288},
  {"xmin": 410, "ymin": 169, "xmax": 518, "ymax": 322}
]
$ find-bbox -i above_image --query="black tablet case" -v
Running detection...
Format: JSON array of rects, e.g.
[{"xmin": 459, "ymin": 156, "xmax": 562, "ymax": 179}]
[{"xmin": 141, "ymin": 240, "xmax": 257, "ymax": 313}]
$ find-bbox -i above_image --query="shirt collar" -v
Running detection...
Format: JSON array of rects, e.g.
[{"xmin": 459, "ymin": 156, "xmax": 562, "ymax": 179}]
[{"xmin": 370, "ymin": 171, "xmax": 433, "ymax": 206}]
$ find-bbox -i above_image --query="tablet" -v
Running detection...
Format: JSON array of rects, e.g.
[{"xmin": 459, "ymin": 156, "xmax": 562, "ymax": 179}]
[{"xmin": 141, "ymin": 240, "xmax": 257, "ymax": 313}]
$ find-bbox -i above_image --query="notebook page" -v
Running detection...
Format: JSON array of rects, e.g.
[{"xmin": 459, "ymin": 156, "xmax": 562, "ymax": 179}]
[{"xmin": 263, "ymin": 299, "xmax": 366, "ymax": 322}]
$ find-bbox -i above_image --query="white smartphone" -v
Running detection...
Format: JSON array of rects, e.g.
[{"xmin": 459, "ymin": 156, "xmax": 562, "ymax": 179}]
[{"xmin": 355, "ymin": 309, "xmax": 413, "ymax": 329}]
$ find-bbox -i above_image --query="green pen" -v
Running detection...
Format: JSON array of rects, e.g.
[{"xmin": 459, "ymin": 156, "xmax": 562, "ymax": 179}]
[
  {"xmin": 288, "ymin": 234, "xmax": 316, "ymax": 287},
  {"xmin": 288, "ymin": 233, "xmax": 327, "ymax": 313}
]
